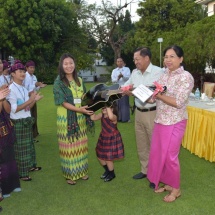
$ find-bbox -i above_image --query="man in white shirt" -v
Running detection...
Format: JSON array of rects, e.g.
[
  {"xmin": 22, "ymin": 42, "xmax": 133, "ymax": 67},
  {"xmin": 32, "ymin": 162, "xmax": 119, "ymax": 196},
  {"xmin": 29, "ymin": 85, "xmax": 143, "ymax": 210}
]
[
  {"xmin": 123, "ymin": 47, "xmax": 163, "ymax": 187},
  {"xmin": 23, "ymin": 60, "xmax": 47, "ymax": 139},
  {"xmin": 111, "ymin": 57, "xmax": 131, "ymax": 122},
  {"xmin": 7, "ymin": 61, "xmax": 43, "ymax": 181}
]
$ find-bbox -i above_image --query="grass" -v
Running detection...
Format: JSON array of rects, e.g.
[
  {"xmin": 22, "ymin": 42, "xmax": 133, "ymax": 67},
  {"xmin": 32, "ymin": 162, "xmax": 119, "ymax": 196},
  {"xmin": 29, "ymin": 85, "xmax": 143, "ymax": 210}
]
[{"xmin": 1, "ymin": 83, "xmax": 215, "ymax": 215}]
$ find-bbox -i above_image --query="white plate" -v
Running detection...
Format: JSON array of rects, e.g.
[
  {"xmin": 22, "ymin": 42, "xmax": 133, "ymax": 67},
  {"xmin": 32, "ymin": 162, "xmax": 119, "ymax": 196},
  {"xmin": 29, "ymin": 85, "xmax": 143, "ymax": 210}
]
[{"xmin": 206, "ymin": 102, "xmax": 215, "ymax": 106}]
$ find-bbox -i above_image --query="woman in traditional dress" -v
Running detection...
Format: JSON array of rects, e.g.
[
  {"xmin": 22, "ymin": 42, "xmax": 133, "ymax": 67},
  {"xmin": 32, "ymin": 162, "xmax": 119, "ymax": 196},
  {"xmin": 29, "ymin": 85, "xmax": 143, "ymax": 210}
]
[
  {"xmin": 147, "ymin": 45, "xmax": 194, "ymax": 202},
  {"xmin": 0, "ymin": 84, "xmax": 21, "ymax": 198},
  {"xmin": 7, "ymin": 61, "xmax": 43, "ymax": 181},
  {"xmin": 53, "ymin": 53, "xmax": 94, "ymax": 185},
  {"xmin": 0, "ymin": 85, "xmax": 21, "ymax": 198}
]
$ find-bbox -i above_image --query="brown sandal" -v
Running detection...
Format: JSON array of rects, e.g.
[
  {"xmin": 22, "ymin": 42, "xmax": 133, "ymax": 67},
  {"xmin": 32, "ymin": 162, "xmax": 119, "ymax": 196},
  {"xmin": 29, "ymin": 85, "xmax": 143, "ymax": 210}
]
[
  {"xmin": 82, "ymin": 175, "xmax": 89, "ymax": 180},
  {"xmin": 154, "ymin": 185, "xmax": 172, "ymax": 193},
  {"xmin": 20, "ymin": 176, "xmax": 32, "ymax": 181},
  {"xmin": 29, "ymin": 167, "xmax": 42, "ymax": 172},
  {"xmin": 155, "ymin": 186, "xmax": 166, "ymax": 193},
  {"xmin": 163, "ymin": 190, "xmax": 181, "ymax": 203},
  {"xmin": 66, "ymin": 179, "xmax": 76, "ymax": 185}
]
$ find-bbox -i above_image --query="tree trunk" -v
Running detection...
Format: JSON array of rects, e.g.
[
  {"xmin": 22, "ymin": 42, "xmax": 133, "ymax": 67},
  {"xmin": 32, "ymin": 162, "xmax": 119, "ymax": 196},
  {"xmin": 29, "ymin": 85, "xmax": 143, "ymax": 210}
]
[
  {"xmin": 113, "ymin": 47, "xmax": 121, "ymax": 63},
  {"xmin": 109, "ymin": 40, "xmax": 121, "ymax": 63}
]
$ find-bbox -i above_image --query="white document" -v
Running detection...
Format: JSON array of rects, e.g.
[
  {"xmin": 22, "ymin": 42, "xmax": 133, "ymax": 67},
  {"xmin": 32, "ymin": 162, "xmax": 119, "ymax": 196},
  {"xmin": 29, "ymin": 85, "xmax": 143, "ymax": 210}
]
[{"xmin": 132, "ymin": 84, "xmax": 153, "ymax": 103}]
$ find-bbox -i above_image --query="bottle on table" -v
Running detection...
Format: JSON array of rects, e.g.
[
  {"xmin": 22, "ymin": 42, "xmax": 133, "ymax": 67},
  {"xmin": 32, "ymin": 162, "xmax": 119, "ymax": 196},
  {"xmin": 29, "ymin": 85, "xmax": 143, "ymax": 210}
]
[{"xmin": 195, "ymin": 88, "xmax": 200, "ymax": 100}]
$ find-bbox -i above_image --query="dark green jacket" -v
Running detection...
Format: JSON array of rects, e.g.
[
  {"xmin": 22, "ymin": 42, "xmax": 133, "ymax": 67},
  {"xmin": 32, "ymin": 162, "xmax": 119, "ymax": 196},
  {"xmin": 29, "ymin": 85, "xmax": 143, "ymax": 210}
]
[{"xmin": 53, "ymin": 76, "xmax": 94, "ymax": 139}]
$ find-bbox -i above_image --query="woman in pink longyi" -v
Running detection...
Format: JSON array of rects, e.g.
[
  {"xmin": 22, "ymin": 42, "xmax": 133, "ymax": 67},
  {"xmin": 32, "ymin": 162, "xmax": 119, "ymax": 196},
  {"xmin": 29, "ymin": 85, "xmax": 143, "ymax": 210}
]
[{"xmin": 147, "ymin": 45, "xmax": 194, "ymax": 203}]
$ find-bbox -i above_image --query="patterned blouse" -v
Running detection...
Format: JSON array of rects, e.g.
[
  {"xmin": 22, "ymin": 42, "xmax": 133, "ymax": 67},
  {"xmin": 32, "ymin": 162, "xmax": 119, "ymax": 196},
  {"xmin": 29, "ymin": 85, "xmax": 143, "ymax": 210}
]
[{"xmin": 155, "ymin": 67, "xmax": 194, "ymax": 125}]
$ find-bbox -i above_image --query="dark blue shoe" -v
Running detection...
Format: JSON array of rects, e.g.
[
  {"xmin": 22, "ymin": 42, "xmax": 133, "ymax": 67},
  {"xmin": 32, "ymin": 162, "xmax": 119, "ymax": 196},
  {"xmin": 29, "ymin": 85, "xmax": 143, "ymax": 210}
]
[
  {"xmin": 149, "ymin": 183, "xmax": 155, "ymax": 189},
  {"xmin": 132, "ymin": 172, "xmax": 147, "ymax": 179}
]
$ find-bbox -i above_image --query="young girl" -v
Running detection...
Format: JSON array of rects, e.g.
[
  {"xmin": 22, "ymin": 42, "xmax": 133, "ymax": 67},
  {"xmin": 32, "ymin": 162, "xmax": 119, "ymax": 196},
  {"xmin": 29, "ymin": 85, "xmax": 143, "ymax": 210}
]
[{"xmin": 90, "ymin": 102, "xmax": 124, "ymax": 182}]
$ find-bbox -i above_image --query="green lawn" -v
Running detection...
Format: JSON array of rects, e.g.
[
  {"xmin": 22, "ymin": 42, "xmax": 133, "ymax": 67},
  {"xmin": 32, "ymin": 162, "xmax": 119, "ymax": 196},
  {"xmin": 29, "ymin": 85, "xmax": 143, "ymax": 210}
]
[{"xmin": 1, "ymin": 83, "xmax": 215, "ymax": 215}]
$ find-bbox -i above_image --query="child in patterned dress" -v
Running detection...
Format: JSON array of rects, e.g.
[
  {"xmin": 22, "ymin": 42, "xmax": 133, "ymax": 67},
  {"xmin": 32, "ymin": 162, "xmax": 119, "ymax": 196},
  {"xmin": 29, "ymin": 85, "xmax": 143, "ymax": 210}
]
[{"xmin": 90, "ymin": 102, "xmax": 124, "ymax": 182}]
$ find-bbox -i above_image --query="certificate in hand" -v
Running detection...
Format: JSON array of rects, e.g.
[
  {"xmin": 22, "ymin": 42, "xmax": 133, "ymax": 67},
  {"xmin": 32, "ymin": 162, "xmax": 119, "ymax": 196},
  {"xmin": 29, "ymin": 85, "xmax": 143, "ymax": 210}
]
[{"xmin": 132, "ymin": 84, "xmax": 153, "ymax": 103}]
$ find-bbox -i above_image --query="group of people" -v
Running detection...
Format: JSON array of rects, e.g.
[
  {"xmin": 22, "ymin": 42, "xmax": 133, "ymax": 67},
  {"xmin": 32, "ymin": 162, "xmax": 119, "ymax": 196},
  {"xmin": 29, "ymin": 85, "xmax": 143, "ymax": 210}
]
[
  {"xmin": 53, "ymin": 45, "xmax": 194, "ymax": 203},
  {"xmin": 0, "ymin": 44, "xmax": 193, "ymax": 211},
  {"xmin": 0, "ymin": 59, "xmax": 46, "ymax": 211}
]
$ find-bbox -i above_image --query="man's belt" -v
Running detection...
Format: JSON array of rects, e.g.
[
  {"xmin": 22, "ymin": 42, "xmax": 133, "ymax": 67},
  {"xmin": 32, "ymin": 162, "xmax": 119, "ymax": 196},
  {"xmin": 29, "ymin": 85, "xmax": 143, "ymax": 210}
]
[{"xmin": 136, "ymin": 106, "xmax": 156, "ymax": 112}]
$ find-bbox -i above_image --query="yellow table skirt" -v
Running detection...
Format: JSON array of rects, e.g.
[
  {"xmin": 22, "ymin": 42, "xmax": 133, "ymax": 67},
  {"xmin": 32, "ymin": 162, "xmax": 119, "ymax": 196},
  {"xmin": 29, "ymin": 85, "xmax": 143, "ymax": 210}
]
[{"xmin": 182, "ymin": 106, "xmax": 215, "ymax": 162}]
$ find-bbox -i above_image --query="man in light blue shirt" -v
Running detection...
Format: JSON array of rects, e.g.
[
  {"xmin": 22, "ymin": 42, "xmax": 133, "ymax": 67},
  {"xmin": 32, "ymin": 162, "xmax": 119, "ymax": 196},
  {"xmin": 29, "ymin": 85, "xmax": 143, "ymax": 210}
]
[
  {"xmin": 111, "ymin": 57, "xmax": 131, "ymax": 122},
  {"xmin": 23, "ymin": 60, "xmax": 46, "ymax": 140}
]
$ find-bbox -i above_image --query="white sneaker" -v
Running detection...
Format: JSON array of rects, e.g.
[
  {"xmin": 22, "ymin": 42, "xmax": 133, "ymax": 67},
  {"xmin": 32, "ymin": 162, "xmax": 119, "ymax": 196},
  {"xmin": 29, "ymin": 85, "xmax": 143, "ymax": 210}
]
[
  {"xmin": 13, "ymin": 188, "xmax": 21, "ymax": 192},
  {"xmin": 3, "ymin": 194, "xmax": 10, "ymax": 198}
]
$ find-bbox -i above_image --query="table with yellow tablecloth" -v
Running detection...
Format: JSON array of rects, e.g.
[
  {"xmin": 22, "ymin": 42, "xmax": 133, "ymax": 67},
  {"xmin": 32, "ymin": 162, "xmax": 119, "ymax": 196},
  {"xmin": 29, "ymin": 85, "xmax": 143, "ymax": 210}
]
[{"xmin": 182, "ymin": 101, "xmax": 215, "ymax": 162}]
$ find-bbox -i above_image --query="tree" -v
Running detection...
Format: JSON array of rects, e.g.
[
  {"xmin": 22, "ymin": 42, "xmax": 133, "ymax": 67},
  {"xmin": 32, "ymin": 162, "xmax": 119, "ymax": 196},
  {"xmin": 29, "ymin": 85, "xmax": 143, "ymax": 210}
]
[
  {"xmin": 129, "ymin": 0, "xmax": 205, "ymax": 48},
  {"xmin": 124, "ymin": 0, "xmax": 206, "ymax": 67},
  {"xmin": 181, "ymin": 15, "xmax": 215, "ymax": 73},
  {"xmin": 136, "ymin": 0, "xmax": 205, "ymax": 33},
  {"xmin": 0, "ymin": 0, "xmax": 94, "ymax": 83},
  {"xmin": 99, "ymin": 9, "xmax": 135, "ymax": 68},
  {"xmin": 118, "ymin": 10, "xmax": 135, "ymax": 69},
  {"xmin": 80, "ymin": 0, "xmax": 136, "ymax": 63}
]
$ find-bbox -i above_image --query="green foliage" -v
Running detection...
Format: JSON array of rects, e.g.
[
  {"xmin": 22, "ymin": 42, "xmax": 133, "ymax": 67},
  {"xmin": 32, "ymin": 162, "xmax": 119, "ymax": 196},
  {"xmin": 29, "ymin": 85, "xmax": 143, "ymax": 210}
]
[
  {"xmin": 158, "ymin": 15, "xmax": 215, "ymax": 74},
  {"xmin": 118, "ymin": 10, "xmax": 134, "ymax": 33},
  {"xmin": 134, "ymin": 0, "xmax": 205, "ymax": 48},
  {"xmin": 100, "ymin": 45, "xmax": 115, "ymax": 66},
  {"xmin": 0, "ymin": 0, "xmax": 94, "ymax": 81},
  {"xmin": 180, "ymin": 15, "xmax": 215, "ymax": 77},
  {"xmin": 36, "ymin": 64, "xmax": 57, "ymax": 84},
  {"xmin": 137, "ymin": 0, "xmax": 205, "ymax": 33},
  {"xmin": 125, "ymin": 0, "xmax": 213, "ymax": 74}
]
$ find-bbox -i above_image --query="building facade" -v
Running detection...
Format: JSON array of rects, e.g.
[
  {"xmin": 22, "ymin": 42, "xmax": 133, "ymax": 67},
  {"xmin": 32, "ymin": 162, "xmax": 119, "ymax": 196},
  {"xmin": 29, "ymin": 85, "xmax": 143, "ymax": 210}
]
[{"xmin": 195, "ymin": 0, "xmax": 215, "ymax": 16}]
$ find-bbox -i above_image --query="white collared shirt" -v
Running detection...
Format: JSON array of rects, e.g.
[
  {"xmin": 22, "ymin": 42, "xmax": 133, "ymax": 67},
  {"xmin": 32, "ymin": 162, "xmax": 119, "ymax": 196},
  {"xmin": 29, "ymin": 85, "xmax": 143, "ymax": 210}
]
[
  {"xmin": 8, "ymin": 82, "xmax": 31, "ymax": 119},
  {"xmin": 111, "ymin": 66, "xmax": 131, "ymax": 86},
  {"xmin": 124, "ymin": 63, "xmax": 163, "ymax": 108},
  {"xmin": 23, "ymin": 71, "xmax": 40, "ymax": 92},
  {"xmin": 0, "ymin": 74, "xmax": 11, "ymax": 86}
]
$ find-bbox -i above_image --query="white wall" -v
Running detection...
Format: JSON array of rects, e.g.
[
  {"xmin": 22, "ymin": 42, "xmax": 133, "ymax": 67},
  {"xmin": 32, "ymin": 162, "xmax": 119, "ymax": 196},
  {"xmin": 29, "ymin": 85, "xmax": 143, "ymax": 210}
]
[{"xmin": 208, "ymin": 2, "xmax": 215, "ymax": 16}]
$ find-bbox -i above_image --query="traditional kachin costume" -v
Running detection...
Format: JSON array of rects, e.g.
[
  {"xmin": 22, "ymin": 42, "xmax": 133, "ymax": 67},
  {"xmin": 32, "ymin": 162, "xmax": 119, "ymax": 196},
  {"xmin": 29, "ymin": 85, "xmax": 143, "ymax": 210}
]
[
  {"xmin": 0, "ymin": 109, "xmax": 20, "ymax": 196},
  {"xmin": 53, "ymin": 76, "xmax": 94, "ymax": 181}
]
